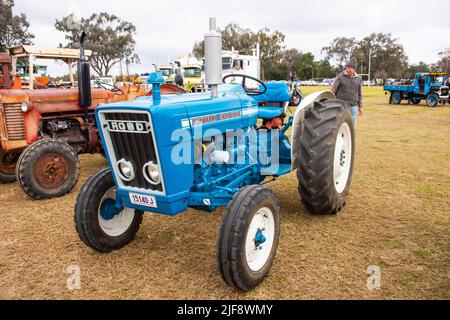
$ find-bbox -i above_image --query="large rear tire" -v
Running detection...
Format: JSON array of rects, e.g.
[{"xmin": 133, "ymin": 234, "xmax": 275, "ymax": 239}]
[
  {"xmin": 16, "ymin": 139, "xmax": 80, "ymax": 199},
  {"xmin": 75, "ymin": 168, "xmax": 143, "ymax": 253},
  {"xmin": 217, "ymin": 185, "xmax": 280, "ymax": 291},
  {"xmin": 297, "ymin": 100, "xmax": 355, "ymax": 215}
]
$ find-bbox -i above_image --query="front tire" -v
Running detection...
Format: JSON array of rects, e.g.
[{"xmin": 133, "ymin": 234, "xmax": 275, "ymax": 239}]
[
  {"xmin": 217, "ymin": 185, "xmax": 280, "ymax": 291},
  {"xmin": 16, "ymin": 139, "xmax": 80, "ymax": 199},
  {"xmin": 75, "ymin": 168, "xmax": 143, "ymax": 253},
  {"xmin": 426, "ymin": 93, "xmax": 438, "ymax": 108},
  {"xmin": 297, "ymin": 100, "xmax": 355, "ymax": 215}
]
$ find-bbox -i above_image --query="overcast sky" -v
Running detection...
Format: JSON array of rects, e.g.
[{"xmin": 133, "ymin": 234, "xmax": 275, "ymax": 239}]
[{"xmin": 14, "ymin": 0, "xmax": 450, "ymax": 76}]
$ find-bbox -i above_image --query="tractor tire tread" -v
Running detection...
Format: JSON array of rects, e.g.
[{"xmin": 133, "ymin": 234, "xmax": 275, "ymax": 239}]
[
  {"xmin": 217, "ymin": 185, "xmax": 280, "ymax": 291},
  {"xmin": 75, "ymin": 168, "xmax": 143, "ymax": 253},
  {"xmin": 296, "ymin": 99, "xmax": 354, "ymax": 215},
  {"xmin": 16, "ymin": 139, "xmax": 80, "ymax": 200}
]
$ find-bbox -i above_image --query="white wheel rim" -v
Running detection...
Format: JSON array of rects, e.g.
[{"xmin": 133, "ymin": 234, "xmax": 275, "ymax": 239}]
[
  {"xmin": 333, "ymin": 122, "xmax": 352, "ymax": 194},
  {"xmin": 245, "ymin": 207, "xmax": 275, "ymax": 272},
  {"xmin": 98, "ymin": 187, "xmax": 135, "ymax": 237}
]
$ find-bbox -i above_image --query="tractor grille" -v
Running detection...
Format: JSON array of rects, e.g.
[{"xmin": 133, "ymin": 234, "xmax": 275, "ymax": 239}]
[
  {"xmin": 103, "ymin": 112, "xmax": 163, "ymax": 192},
  {"xmin": 3, "ymin": 103, "xmax": 26, "ymax": 140}
]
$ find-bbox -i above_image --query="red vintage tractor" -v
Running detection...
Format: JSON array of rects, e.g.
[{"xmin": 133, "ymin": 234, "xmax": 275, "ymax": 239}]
[{"xmin": 0, "ymin": 33, "xmax": 184, "ymax": 199}]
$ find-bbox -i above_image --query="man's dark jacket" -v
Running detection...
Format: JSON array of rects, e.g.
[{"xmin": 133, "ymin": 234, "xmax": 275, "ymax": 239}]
[{"xmin": 331, "ymin": 72, "xmax": 363, "ymax": 107}]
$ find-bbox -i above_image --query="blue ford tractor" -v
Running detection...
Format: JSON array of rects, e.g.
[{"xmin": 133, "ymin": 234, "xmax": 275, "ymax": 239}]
[
  {"xmin": 384, "ymin": 72, "xmax": 449, "ymax": 107},
  {"xmin": 74, "ymin": 19, "xmax": 355, "ymax": 291}
]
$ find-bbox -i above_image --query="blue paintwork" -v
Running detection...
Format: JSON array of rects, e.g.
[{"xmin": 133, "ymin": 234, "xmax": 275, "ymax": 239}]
[
  {"xmin": 254, "ymin": 229, "xmax": 267, "ymax": 248},
  {"xmin": 95, "ymin": 75, "xmax": 294, "ymax": 216},
  {"xmin": 100, "ymin": 198, "xmax": 120, "ymax": 220},
  {"xmin": 253, "ymin": 82, "xmax": 291, "ymax": 103},
  {"xmin": 148, "ymin": 72, "xmax": 165, "ymax": 102},
  {"xmin": 258, "ymin": 107, "xmax": 284, "ymax": 119}
]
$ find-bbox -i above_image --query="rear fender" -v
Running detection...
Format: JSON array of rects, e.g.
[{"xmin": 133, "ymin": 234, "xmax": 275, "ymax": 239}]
[{"xmin": 291, "ymin": 90, "xmax": 336, "ymax": 171}]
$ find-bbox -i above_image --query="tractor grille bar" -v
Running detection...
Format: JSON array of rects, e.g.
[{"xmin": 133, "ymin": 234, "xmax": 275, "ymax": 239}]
[
  {"xmin": 4, "ymin": 103, "xmax": 26, "ymax": 140},
  {"xmin": 103, "ymin": 112, "xmax": 163, "ymax": 192}
]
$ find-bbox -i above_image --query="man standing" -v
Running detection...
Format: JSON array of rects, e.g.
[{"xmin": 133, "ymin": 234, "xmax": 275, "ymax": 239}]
[{"xmin": 331, "ymin": 58, "xmax": 364, "ymax": 127}]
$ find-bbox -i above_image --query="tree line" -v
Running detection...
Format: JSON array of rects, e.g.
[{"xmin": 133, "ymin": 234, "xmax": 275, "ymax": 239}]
[
  {"xmin": 193, "ymin": 23, "xmax": 449, "ymax": 81},
  {"xmin": 1, "ymin": 0, "xmax": 448, "ymax": 80}
]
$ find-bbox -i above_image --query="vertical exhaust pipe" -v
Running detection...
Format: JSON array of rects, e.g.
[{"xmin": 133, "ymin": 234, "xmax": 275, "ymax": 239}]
[
  {"xmin": 204, "ymin": 17, "xmax": 222, "ymax": 98},
  {"xmin": 78, "ymin": 31, "xmax": 92, "ymax": 120}
]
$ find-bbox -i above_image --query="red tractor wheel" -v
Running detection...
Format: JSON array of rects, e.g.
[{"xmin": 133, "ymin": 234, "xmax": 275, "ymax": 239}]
[{"xmin": 16, "ymin": 139, "xmax": 80, "ymax": 200}]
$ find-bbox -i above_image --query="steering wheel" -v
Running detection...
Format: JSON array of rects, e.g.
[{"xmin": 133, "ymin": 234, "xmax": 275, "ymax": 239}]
[
  {"xmin": 97, "ymin": 82, "xmax": 125, "ymax": 96},
  {"xmin": 223, "ymin": 74, "xmax": 267, "ymax": 96}
]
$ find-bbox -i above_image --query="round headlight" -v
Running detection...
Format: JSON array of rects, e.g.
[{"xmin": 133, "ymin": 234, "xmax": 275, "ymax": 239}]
[
  {"xmin": 21, "ymin": 102, "xmax": 32, "ymax": 113},
  {"xmin": 117, "ymin": 159, "xmax": 135, "ymax": 181},
  {"xmin": 143, "ymin": 162, "xmax": 161, "ymax": 185}
]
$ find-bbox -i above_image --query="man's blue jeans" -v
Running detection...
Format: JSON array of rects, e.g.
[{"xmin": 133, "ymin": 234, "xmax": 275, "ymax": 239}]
[{"xmin": 351, "ymin": 106, "xmax": 358, "ymax": 127}]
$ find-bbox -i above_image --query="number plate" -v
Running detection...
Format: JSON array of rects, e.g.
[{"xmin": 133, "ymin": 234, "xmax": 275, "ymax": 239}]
[{"xmin": 129, "ymin": 193, "xmax": 158, "ymax": 208}]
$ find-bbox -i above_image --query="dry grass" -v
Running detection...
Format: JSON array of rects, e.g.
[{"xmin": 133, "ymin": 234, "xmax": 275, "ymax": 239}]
[{"xmin": 0, "ymin": 87, "xmax": 449, "ymax": 300}]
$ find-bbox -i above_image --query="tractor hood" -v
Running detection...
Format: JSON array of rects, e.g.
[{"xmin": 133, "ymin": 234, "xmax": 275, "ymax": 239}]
[
  {"xmin": 0, "ymin": 87, "xmax": 150, "ymax": 112},
  {"xmin": 95, "ymin": 83, "xmax": 257, "ymax": 137},
  {"xmin": 94, "ymin": 83, "xmax": 259, "ymax": 213}
]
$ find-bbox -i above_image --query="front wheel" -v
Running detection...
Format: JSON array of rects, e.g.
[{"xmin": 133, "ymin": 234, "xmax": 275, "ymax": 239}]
[
  {"xmin": 217, "ymin": 185, "xmax": 280, "ymax": 291},
  {"xmin": 75, "ymin": 168, "xmax": 143, "ymax": 253},
  {"xmin": 297, "ymin": 100, "xmax": 355, "ymax": 214},
  {"xmin": 426, "ymin": 93, "xmax": 438, "ymax": 108},
  {"xmin": 16, "ymin": 139, "xmax": 80, "ymax": 199}
]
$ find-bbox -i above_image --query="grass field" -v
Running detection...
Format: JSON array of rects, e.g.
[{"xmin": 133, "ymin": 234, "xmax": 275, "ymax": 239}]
[{"xmin": 0, "ymin": 86, "xmax": 449, "ymax": 299}]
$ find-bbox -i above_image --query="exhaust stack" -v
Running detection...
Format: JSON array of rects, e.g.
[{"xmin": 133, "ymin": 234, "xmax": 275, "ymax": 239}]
[
  {"xmin": 77, "ymin": 31, "xmax": 92, "ymax": 120},
  {"xmin": 204, "ymin": 17, "xmax": 222, "ymax": 98}
]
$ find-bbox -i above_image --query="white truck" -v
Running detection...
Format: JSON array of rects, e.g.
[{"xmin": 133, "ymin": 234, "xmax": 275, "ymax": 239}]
[
  {"xmin": 158, "ymin": 63, "xmax": 176, "ymax": 84},
  {"xmin": 158, "ymin": 45, "xmax": 261, "ymax": 92},
  {"xmin": 221, "ymin": 44, "xmax": 261, "ymax": 79}
]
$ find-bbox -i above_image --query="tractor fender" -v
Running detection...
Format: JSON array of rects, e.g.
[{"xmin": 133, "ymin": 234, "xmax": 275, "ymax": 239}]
[{"xmin": 291, "ymin": 90, "xmax": 336, "ymax": 171}]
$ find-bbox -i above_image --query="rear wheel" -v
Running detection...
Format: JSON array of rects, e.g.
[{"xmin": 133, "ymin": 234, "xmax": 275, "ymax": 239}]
[
  {"xmin": 75, "ymin": 168, "xmax": 143, "ymax": 253},
  {"xmin": 0, "ymin": 148, "xmax": 19, "ymax": 183},
  {"xmin": 297, "ymin": 100, "xmax": 355, "ymax": 214},
  {"xmin": 391, "ymin": 91, "xmax": 402, "ymax": 105},
  {"xmin": 410, "ymin": 98, "xmax": 421, "ymax": 105},
  {"xmin": 16, "ymin": 139, "xmax": 80, "ymax": 199},
  {"xmin": 426, "ymin": 93, "xmax": 438, "ymax": 108},
  {"xmin": 217, "ymin": 185, "xmax": 280, "ymax": 291}
]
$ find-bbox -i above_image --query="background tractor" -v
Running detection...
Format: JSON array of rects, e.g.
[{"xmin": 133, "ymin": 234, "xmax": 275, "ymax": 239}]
[
  {"xmin": 0, "ymin": 33, "xmax": 185, "ymax": 199},
  {"xmin": 384, "ymin": 72, "xmax": 449, "ymax": 107},
  {"xmin": 0, "ymin": 53, "xmax": 12, "ymax": 90},
  {"xmin": 74, "ymin": 19, "xmax": 355, "ymax": 291}
]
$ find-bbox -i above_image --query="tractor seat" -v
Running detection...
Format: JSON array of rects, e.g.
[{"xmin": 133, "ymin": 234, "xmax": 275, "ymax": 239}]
[
  {"xmin": 258, "ymin": 106, "xmax": 284, "ymax": 119},
  {"xmin": 253, "ymin": 82, "xmax": 291, "ymax": 119}
]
